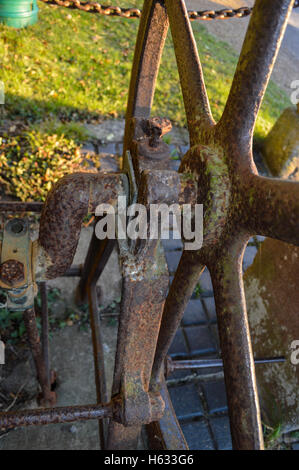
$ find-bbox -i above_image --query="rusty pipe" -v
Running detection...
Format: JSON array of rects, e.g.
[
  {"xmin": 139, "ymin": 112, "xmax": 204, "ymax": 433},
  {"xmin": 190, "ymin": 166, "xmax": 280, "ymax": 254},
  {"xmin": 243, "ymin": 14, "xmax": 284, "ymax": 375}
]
[{"xmin": 0, "ymin": 402, "xmax": 113, "ymax": 431}]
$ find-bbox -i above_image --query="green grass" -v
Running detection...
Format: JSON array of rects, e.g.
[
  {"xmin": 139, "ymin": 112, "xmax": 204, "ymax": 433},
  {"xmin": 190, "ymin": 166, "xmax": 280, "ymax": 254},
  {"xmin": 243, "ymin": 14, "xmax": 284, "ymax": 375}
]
[
  {"xmin": 0, "ymin": 126, "xmax": 95, "ymax": 201},
  {"xmin": 0, "ymin": 1, "xmax": 290, "ymax": 140}
]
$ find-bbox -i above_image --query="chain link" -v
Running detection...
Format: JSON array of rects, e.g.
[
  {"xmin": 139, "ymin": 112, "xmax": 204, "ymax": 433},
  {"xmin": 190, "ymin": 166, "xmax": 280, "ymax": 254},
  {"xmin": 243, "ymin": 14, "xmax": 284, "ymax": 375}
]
[
  {"xmin": 188, "ymin": 7, "xmax": 251, "ymax": 20},
  {"xmin": 39, "ymin": 0, "xmax": 298, "ymax": 20},
  {"xmin": 40, "ymin": 0, "xmax": 142, "ymax": 17}
]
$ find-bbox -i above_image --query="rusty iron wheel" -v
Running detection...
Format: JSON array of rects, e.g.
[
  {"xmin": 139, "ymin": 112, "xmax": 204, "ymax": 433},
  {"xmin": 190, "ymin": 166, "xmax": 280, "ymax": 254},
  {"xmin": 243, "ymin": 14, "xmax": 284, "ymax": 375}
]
[
  {"xmin": 0, "ymin": 0, "xmax": 298, "ymax": 452},
  {"xmin": 120, "ymin": 0, "xmax": 299, "ymax": 450}
]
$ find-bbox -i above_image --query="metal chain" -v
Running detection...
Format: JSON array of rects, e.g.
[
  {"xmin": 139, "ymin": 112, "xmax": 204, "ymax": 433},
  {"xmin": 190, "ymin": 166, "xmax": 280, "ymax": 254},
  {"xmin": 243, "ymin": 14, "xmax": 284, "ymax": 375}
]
[
  {"xmin": 39, "ymin": 0, "xmax": 299, "ymax": 20},
  {"xmin": 40, "ymin": 0, "xmax": 142, "ymax": 17}
]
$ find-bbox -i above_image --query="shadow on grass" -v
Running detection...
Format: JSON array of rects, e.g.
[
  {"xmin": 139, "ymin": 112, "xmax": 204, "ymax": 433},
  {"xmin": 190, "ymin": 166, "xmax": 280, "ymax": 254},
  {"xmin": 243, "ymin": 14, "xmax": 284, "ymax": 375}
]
[{"xmin": 1, "ymin": 93, "xmax": 107, "ymax": 125}]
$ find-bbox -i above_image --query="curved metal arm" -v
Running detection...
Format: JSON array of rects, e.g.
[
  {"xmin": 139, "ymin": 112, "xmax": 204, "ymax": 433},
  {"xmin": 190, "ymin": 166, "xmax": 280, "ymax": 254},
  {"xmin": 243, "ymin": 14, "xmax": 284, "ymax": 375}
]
[{"xmin": 37, "ymin": 172, "xmax": 128, "ymax": 279}]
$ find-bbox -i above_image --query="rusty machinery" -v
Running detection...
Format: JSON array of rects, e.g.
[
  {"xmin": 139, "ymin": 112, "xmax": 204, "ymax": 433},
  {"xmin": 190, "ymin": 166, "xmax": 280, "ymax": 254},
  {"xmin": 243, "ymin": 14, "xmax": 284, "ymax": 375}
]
[{"xmin": 0, "ymin": 0, "xmax": 299, "ymax": 450}]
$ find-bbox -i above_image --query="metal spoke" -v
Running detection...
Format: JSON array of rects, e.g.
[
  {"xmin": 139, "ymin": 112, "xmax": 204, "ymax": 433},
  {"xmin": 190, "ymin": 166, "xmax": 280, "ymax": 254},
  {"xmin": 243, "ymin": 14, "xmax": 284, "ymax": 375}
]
[
  {"xmin": 165, "ymin": 0, "xmax": 214, "ymax": 143},
  {"xmin": 123, "ymin": 0, "xmax": 169, "ymax": 152},
  {"xmin": 151, "ymin": 250, "xmax": 205, "ymax": 385},
  {"xmin": 220, "ymin": 0, "xmax": 294, "ymax": 146},
  {"xmin": 146, "ymin": 378, "xmax": 188, "ymax": 450},
  {"xmin": 40, "ymin": 282, "xmax": 50, "ymax": 390},
  {"xmin": 208, "ymin": 241, "xmax": 264, "ymax": 450},
  {"xmin": 243, "ymin": 174, "xmax": 299, "ymax": 246},
  {"xmin": 87, "ymin": 284, "xmax": 108, "ymax": 449}
]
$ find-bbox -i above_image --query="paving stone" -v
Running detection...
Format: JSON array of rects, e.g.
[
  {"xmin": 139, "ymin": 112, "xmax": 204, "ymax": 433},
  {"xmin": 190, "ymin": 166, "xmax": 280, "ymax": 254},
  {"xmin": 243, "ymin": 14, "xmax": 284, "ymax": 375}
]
[
  {"xmin": 182, "ymin": 299, "xmax": 207, "ymax": 326},
  {"xmin": 185, "ymin": 326, "xmax": 216, "ymax": 356},
  {"xmin": 0, "ymin": 323, "xmax": 118, "ymax": 450},
  {"xmin": 210, "ymin": 416, "xmax": 232, "ymax": 450},
  {"xmin": 0, "ymin": 354, "xmax": 37, "ymax": 398},
  {"xmin": 168, "ymin": 328, "xmax": 188, "ymax": 357},
  {"xmin": 84, "ymin": 120, "xmax": 125, "ymax": 143},
  {"xmin": 169, "ymin": 144, "xmax": 181, "ymax": 158},
  {"xmin": 169, "ymin": 384, "xmax": 204, "ymax": 419},
  {"xmin": 80, "ymin": 142, "xmax": 96, "ymax": 155},
  {"xmin": 115, "ymin": 143, "xmax": 123, "ymax": 155},
  {"xmin": 165, "ymin": 250, "xmax": 182, "ymax": 274},
  {"xmin": 98, "ymin": 153, "xmax": 120, "ymax": 172},
  {"xmin": 181, "ymin": 420, "xmax": 214, "ymax": 450},
  {"xmin": 195, "ymin": 268, "xmax": 213, "ymax": 297},
  {"xmin": 168, "ymin": 126, "xmax": 189, "ymax": 146},
  {"xmin": 98, "ymin": 142, "xmax": 117, "ymax": 154},
  {"xmin": 202, "ymin": 380, "xmax": 228, "ymax": 414},
  {"xmin": 179, "ymin": 145, "xmax": 189, "ymax": 156},
  {"xmin": 170, "ymin": 159, "xmax": 181, "ymax": 171},
  {"xmin": 243, "ymin": 245, "xmax": 257, "ymax": 271},
  {"xmin": 247, "ymin": 237, "xmax": 256, "ymax": 246},
  {"xmin": 202, "ymin": 297, "xmax": 217, "ymax": 323},
  {"xmin": 167, "ymin": 368, "xmax": 193, "ymax": 380}
]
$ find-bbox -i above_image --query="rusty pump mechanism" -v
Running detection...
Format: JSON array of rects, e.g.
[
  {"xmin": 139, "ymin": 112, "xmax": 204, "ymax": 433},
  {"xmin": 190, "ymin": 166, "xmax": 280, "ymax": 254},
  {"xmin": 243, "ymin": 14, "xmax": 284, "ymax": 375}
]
[{"xmin": 0, "ymin": 0, "xmax": 299, "ymax": 451}]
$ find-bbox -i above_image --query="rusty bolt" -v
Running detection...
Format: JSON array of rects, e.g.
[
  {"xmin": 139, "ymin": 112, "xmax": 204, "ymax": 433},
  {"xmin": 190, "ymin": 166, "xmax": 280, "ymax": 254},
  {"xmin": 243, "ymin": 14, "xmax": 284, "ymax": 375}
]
[
  {"xmin": 0, "ymin": 259, "xmax": 25, "ymax": 287},
  {"xmin": 147, "ymin": 117, "xmax": 172, "ymax": 148}
]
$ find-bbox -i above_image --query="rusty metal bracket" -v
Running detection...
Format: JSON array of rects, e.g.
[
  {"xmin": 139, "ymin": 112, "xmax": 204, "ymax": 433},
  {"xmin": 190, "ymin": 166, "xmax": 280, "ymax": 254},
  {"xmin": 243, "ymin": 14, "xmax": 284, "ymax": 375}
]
[{"xmin": 0, "ymin": 218, "xmax": 36, "ymax": 310}]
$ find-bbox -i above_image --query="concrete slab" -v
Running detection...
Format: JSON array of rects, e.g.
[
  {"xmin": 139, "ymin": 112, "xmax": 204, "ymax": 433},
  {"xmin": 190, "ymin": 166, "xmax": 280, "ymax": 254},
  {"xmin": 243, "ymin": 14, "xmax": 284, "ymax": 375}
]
[
  {"xmin": 48, "ymin": 226, "xmax": 122, "ymax": 311},
  {"xmin": 0, "ymin": 320, "xmax": 118, "ymax": 450}
]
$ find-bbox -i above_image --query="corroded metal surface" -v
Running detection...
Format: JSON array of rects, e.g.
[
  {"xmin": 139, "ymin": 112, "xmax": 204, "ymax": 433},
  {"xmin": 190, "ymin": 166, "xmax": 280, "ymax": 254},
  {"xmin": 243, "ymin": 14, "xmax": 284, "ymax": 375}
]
[
  {"xmin": 0, "ymin": 403, "xmax": 113, "ymax": 431},
  {"xmin": 40, "ymin": 282, "xmax": 51, "ymax": 391},
  {"xmin": 165, "ymin": 356, "xmax": 285, "ymax": 376},
  {"xmin": 23, "ymin": 308, "xmax": 56, "ymax": 407},
  {"xmin": 1, "ymin": 0, "xmax": 298, "ymax": 451},
  {"xmin": 123, "ymin": 0, "xmax": 169, "ymax": 146},
  {"xmin": 138, "ymin": 170, "xmax": 197, "ymax": 207},
  {"xmin": 0, "ymin": 259, "xmax": 24, "ymax": 286},
  {"xmin": 38, "ymin": 172, "xmax": 127, "ymax": 279},
  {"xmin": 107, "ymin": 239, "xmax": 169, "ymax": 449},
  {"xmin": 146, "ymin": 379, "xmax": 188, "ymax": 450},
  {"xmin": 150, "ymin": 0, "xmax": 298, "ymax": 450}
]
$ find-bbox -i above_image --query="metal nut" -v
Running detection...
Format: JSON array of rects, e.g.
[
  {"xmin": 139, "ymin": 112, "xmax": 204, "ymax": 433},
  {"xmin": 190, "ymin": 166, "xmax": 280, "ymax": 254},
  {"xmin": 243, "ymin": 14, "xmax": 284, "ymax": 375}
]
[{"xmin": 0, "ymin": 259, "xmax": 25, "ymax": 287}]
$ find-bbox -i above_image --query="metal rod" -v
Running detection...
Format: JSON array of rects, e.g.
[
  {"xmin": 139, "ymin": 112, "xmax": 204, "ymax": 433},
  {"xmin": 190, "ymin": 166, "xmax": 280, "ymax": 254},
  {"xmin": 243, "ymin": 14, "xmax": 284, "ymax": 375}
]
[
  {"xmin": 77, "ymin": 229, "xmax": 115, "ymax": 304},
  {"xmin": 123, "ymin": 0, "xmax": 169, "ymax": 153},
  {"xmin": 244, "ymin": 175, "xmax": 299, "ymax": 247},
  {"xmin": 220, "ymin": 0, "xmax": 293, "ymax": 146},
  {"xmin": 64, "ymin": 265, "xmax": 82, "ymax": 277},
  {"xmin": 169, "ymin": 357, "xmax": 286, "ymax": 372},
  {"xmin": 209, "ymin": 242, "xmax": 264, "ymax": 450},
  {"xmin": 165, "ymin": 0, "xmax": 214, "ymax": 140},
  {"xmin": 40, "ymin": 282, "xmax": 50, "ymax": 389},
  {"xmin": 87, "ymin": 283, "xmax": 108, "ymax": 449},
  {"xmin": 0, "ymin": 403, "xmax": 113, "ymax": 431},
  {"xmin": 23, "ymin": 307, "xmax": 55, "ymax": 407}
]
